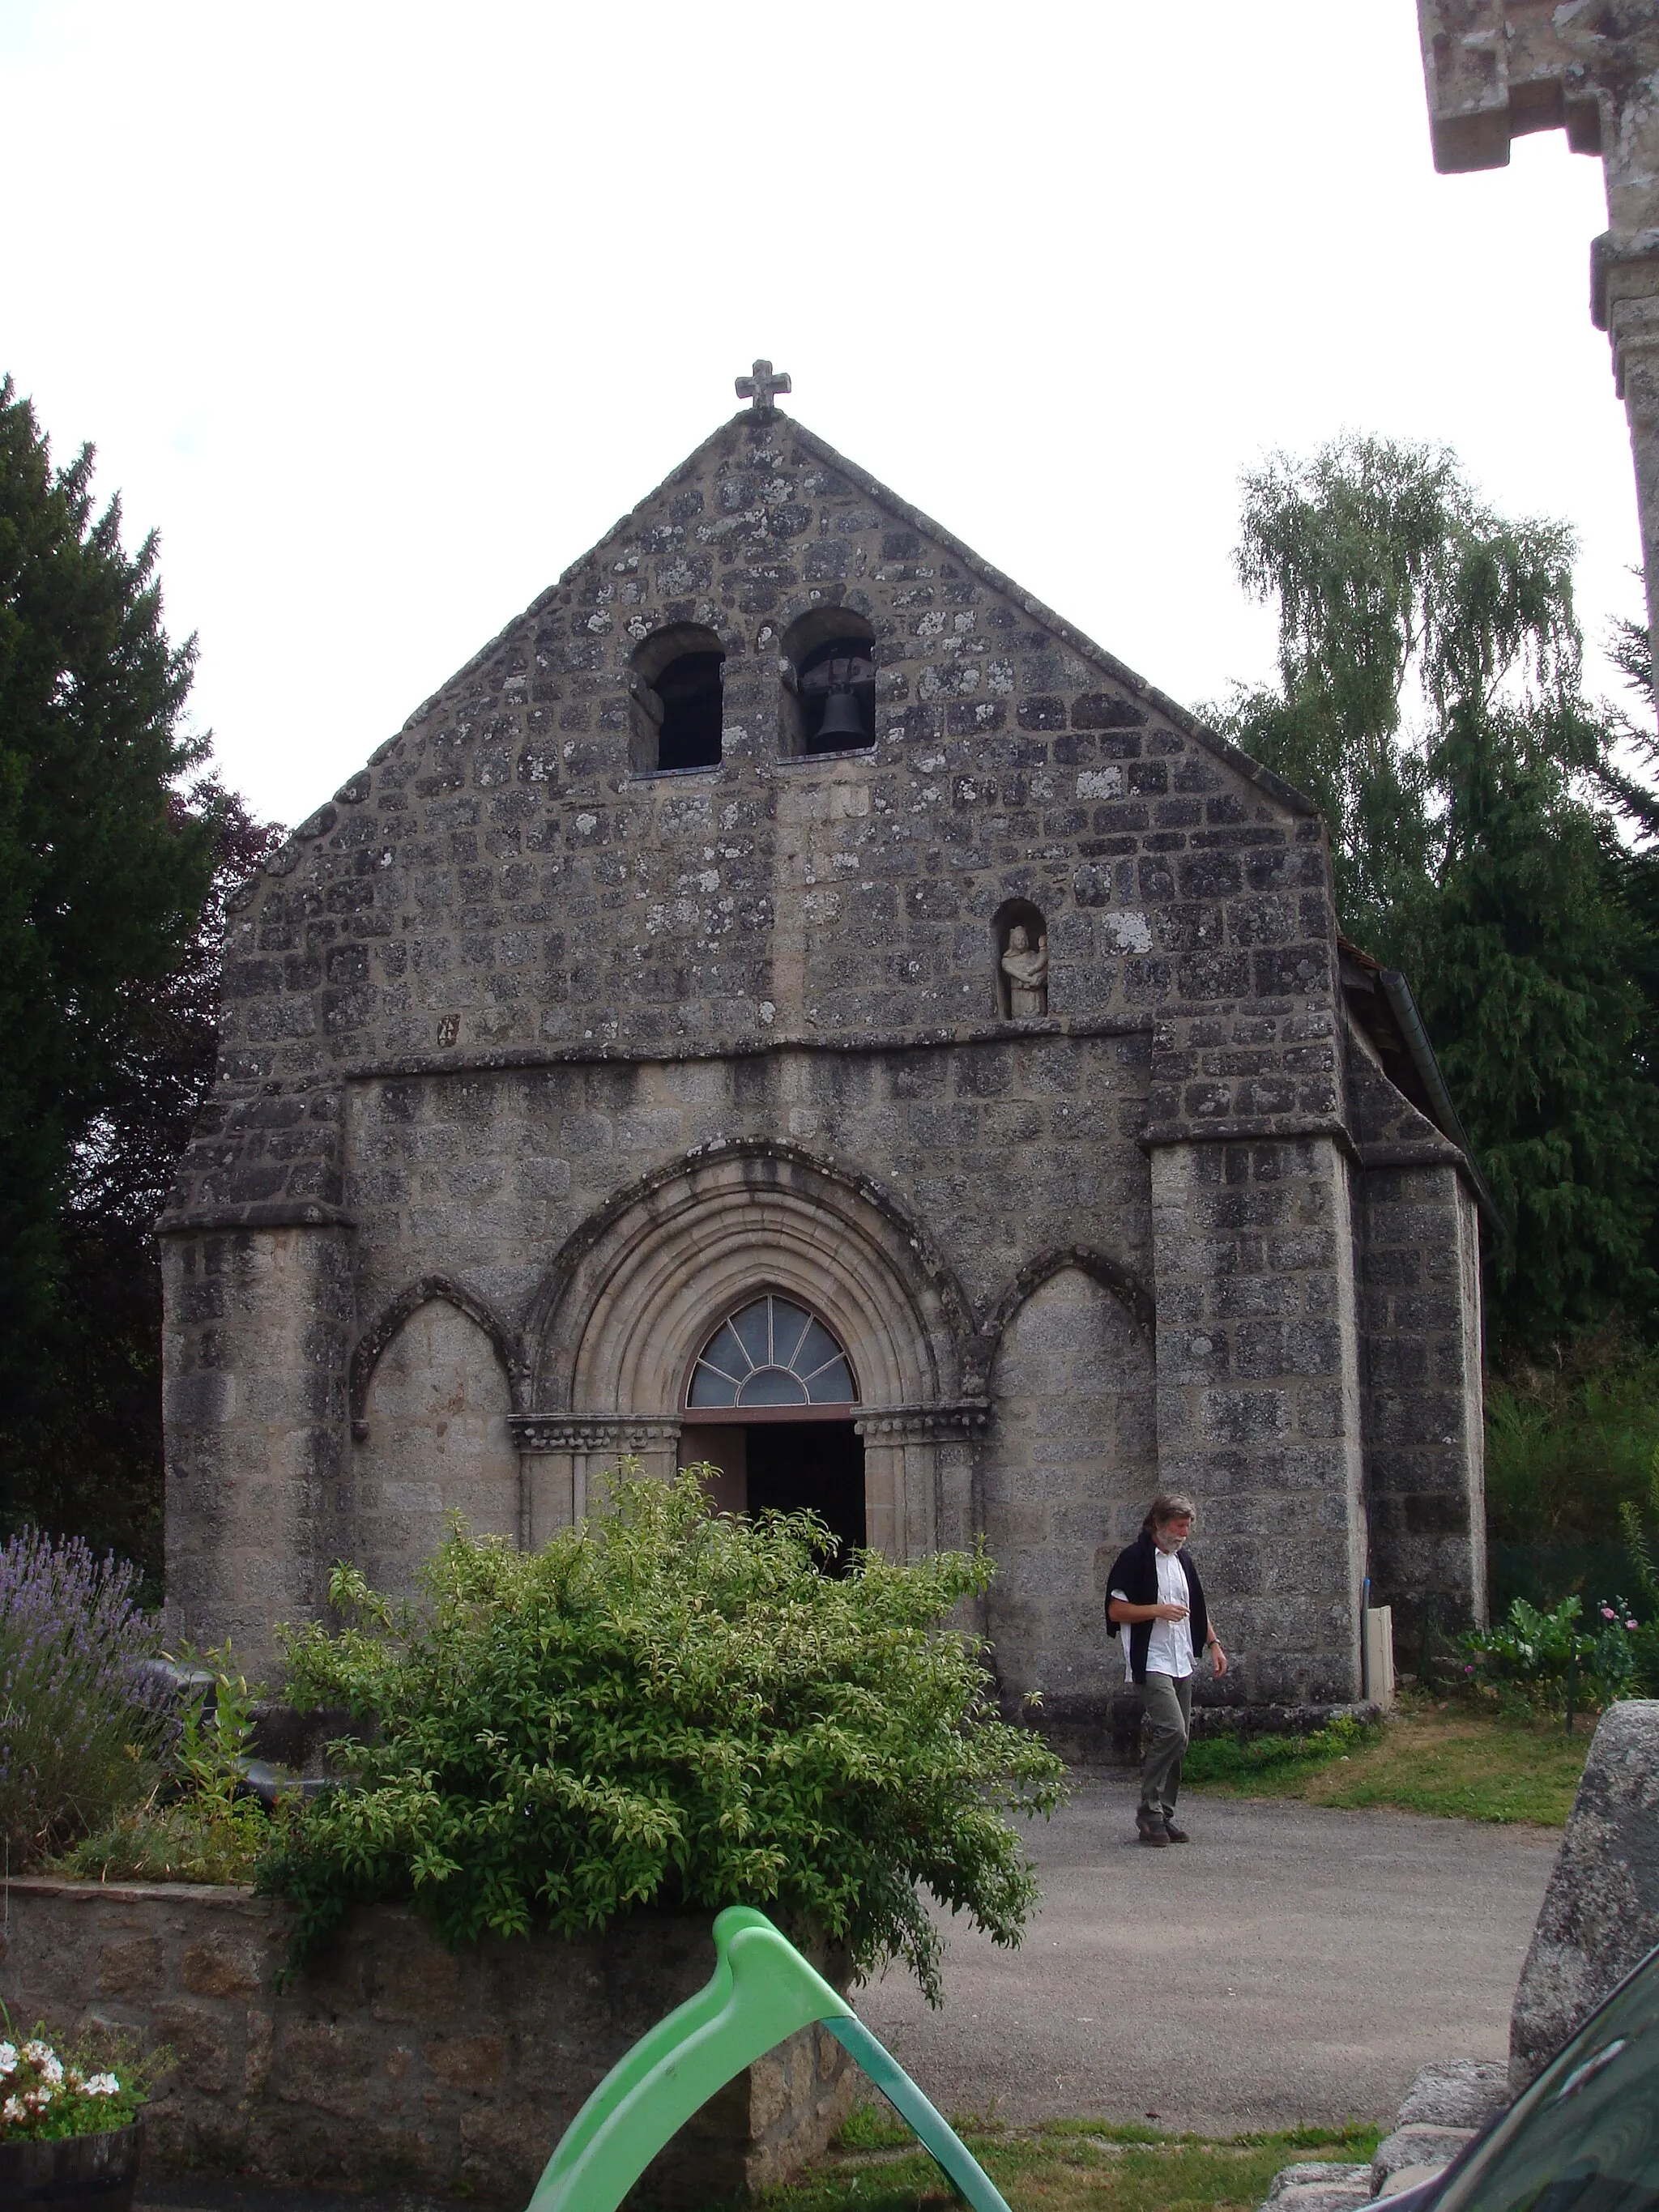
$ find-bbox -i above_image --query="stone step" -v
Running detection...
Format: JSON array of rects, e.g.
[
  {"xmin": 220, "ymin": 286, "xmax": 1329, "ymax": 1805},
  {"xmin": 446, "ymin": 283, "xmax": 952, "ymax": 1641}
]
[
  {"xmin": 1371, "ymin": 2124, "xmax": 1479, "ymax": 2193},
  {"xmin": 1265, "ymin": 2160, "xmax": 1375, "ymax": 2210},
  {"xmin": 1397, "ymin": 2058, "xmax": 1508, "ymax": 2132}
]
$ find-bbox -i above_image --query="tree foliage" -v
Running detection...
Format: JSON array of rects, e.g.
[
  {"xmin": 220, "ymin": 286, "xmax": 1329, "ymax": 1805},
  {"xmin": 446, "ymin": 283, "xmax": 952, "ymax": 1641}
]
[
  {"xmin": 0, "ymin": 377, "xmax": 278, "ymax": 1575},
  {"xmin": 262, "ymin": 1474, "xmax": 1070, "ymax": 1999},
  {"xmin": 1217, "ymin": 434, "xmax": 1659, "ymax": 1355}
]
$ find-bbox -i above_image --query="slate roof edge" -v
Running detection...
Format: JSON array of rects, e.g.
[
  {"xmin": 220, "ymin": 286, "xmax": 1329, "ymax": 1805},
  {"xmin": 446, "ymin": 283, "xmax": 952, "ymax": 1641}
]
[
  {"xmin": 376, "ymin": 409, "xmax": 1322, "ymax": 824},
  {"xmin": 780, "ymin": 416, "xmax": 1321, "ymax": 820},
  {"xmin": 380, "ymin": 421, "xmax": 738, "ymax": 750},
  {"xmin": 1377, "ymin": 968, "xmax": 1508, "ymax": 1242}
]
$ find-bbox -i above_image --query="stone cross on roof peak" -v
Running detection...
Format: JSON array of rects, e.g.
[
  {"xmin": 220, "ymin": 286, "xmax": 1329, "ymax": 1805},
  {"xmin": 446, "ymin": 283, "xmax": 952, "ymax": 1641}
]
[{"xmin": 735, "ymin": 358, "xmax": 791, "ymax": 416}]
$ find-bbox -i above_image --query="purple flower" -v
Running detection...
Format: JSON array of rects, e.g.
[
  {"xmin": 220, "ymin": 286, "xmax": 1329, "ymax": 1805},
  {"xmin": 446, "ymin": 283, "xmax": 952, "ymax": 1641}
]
[{"xmin": 0, "ymin": 1529, "xmax": 160, "ymax": 1860}]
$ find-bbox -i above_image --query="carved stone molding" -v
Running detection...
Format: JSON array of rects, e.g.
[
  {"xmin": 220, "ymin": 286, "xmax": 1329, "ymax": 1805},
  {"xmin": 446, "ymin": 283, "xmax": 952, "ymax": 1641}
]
[
  {"xmin": 854, "ymin": 1401, "xmax": 989, "ymax": 1444},
  {"xmin": 510, "ymin": 1415, "xmax": 683, "ymax": 1455}
]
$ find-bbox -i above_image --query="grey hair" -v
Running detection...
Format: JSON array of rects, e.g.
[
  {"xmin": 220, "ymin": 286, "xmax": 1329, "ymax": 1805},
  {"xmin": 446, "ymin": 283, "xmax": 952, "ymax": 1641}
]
[{"xmin": 1141, "ymin": 1492, "xmax": 1196, "ymax": 1536}]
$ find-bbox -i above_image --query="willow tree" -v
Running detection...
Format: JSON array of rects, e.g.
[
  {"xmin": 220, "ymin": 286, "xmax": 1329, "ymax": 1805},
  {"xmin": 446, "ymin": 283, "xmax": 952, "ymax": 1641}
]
[{"xmin": 1217, "ymin": 435, "xmax": 1658, "ymax": 1354}]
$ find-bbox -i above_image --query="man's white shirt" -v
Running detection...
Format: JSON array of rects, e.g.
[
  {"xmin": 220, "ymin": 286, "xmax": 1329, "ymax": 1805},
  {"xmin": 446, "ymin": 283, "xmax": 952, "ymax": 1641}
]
[{"xmin": 1111, "ymin": 1547, "xmax": 1194, "ymax": 1681}]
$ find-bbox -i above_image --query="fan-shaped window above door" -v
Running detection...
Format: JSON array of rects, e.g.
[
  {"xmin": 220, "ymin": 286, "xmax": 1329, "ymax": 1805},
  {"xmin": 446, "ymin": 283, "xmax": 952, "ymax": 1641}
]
[{"xmin": 687, "ymin": 1294, "xmax": 856, "ymax": 1409}]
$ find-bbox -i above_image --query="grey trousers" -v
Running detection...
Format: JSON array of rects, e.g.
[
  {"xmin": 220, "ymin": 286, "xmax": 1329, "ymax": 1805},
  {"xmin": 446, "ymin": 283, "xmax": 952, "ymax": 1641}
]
[{"xmin": 1139, "ymin": 1671, "xmax": 1192, "ymax": 1818}]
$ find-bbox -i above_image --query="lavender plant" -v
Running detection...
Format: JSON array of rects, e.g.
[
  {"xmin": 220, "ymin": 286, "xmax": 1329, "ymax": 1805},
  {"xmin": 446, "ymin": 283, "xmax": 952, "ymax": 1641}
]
[{"xmin": 0, "ymin": 1530, "xmax": 161, "ymax": 1864}]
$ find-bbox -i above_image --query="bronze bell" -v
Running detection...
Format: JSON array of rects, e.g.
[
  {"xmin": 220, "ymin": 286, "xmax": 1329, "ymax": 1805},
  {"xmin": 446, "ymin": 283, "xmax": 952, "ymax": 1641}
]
[{"xmin": 816, "ymin": 687, "xmax": 868, "ymax": 745}]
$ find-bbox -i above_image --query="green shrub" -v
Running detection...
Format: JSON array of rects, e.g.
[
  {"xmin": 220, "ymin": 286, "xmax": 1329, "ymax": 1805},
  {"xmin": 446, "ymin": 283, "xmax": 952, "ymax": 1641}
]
[
  {"xmin": 259, "ymin": 1471, "xmax": 1069, "ymax": 2000},
  {"xmin": 56, "ymin": 1645, "xmax": 281, "ymax": 1884},
  {"xmin": 1457, "ymin": 1594, "xmax": 1644, "ymax": 1715}
]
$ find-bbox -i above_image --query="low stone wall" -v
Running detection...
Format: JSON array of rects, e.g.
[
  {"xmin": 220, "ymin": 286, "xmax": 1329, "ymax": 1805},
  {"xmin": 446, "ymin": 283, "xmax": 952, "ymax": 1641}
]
[{"xmin": 0, "ymin": 1878, "xmax": 854, "ymax": 2206}]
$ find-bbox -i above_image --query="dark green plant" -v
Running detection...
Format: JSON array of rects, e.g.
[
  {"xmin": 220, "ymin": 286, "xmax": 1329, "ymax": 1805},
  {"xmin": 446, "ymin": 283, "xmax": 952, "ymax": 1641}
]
[
  {"xmin": 1485, "ymin": 1345, "xmax": 1659, "ymax": 1543},
  {"xmin": 1617, "ymin": 1447, "xmax": 1659, "ymax": 1608},
  {"xmin": 1614, "ymin": 1449, "xmax": 1659, "ymax": 1694},
  {"xmin": 258, "ymin": 1472, "xmax": 1069, "ymax": 2001}
]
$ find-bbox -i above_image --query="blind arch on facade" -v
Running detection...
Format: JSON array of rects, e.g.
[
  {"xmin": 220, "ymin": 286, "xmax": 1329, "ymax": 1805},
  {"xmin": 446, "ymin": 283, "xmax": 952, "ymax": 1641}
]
[{"xmin": 687, "ymin": 1294, "xmax": 857, "ymax": 1409}]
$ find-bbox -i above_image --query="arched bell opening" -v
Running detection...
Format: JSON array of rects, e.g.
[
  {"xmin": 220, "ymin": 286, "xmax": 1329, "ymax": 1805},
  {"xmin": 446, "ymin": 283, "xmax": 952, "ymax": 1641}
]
[
  {"xmin": 678, "ymin": 1289, "xmax": 865, "ymax": 1567},
  {"xmin": 778, "ymin": 607, "xmax": 876, "ymax": 757},
  {"xmin": 629, "ymin": 623, "xmax": 727, "ymax": 773}
]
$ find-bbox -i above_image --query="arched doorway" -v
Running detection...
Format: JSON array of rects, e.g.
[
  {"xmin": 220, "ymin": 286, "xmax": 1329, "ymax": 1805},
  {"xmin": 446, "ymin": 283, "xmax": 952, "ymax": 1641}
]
[
  {"xmin": 519, "ymin": 1144, "xmax": 982, "ymax": 1562},
  {"xmin": 680, "ymin": 1291, "xmax": 864, "ymax": 1562}
]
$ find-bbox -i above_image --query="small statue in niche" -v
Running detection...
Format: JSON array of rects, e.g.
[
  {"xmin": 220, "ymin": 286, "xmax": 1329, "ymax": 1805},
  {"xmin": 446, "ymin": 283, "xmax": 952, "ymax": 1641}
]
[{"xmin": 1001, "ymin": 923, "xmax": 1049, "ymax": 1016}]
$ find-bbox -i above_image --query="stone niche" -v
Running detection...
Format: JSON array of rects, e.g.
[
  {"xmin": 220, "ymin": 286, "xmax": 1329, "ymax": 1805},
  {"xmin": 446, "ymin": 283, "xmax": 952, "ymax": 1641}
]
[{"xmin": 0, "ymin": 1877, "xmax": 854, "ymax": 2207}]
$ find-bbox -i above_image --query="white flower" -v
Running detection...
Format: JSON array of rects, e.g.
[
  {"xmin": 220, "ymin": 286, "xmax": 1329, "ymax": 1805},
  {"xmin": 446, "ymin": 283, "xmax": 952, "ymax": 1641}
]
[
  {"xmin": 23, "ymin": 2086, "xmax": 52, "ymax": 2110},
  {"xmin": 20, "ymin": 2041, "xmax": 49, "ymax": 2065},
  {"xmin": 83, "ymin": 2074, "xmax": 120, "ymax": 2098},
  {"xmin": 35, "ymin": 2055, "xmax": 62, "ymax": 2087},
  {"xmin": 0, "ymin": 2045, "xmax": 16, "ymax": 2078},
  {"xmin": 2, "ymin": 2096, "xmax": 22, "ymax": 2123}
]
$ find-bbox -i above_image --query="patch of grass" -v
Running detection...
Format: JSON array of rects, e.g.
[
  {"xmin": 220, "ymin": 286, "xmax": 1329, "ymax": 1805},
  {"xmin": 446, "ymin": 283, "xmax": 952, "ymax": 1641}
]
[
  {"xmin": 766, "ymin": 2119, "xmax": 1379, "ymax": 2212},
  {"xmin": 834, "ymin": 2104, "xmax": 914, "ymax": 2153},
  {"xmin": 1183, "ymin": 1715, "xmax": 1375, "ymax": 1789},
  {"xmin": 1186, "ymin": 1697, "xmax": 1589, "ymax": 1826}
]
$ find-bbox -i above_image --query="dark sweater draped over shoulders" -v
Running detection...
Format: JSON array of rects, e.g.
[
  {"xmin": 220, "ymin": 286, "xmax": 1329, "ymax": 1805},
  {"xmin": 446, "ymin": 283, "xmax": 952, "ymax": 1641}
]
[{"xmin": 1103, "ymin": 1529, "xmax": 1209, "ymax": 1686}]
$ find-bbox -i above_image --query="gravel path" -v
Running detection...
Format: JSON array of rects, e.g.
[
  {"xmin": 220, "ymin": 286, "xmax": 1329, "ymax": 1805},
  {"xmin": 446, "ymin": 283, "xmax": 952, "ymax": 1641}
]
[{"xmin": 854, "ymin": 1773, "xmax": 1557, "ymax": 2136}]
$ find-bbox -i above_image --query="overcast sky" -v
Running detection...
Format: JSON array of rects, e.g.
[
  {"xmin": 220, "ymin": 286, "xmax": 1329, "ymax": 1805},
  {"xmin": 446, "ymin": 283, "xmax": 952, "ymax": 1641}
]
[{"xmin": 0, "ymin": 2, "xmax": 1636, "ymax": 829}]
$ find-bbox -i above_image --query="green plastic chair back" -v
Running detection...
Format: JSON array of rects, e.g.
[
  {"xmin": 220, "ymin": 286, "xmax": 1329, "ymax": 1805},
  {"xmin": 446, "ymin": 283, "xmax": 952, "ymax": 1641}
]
[{"xmin": 526, "ymin": 1907, "xmax": 1011, "ymax": 2212}]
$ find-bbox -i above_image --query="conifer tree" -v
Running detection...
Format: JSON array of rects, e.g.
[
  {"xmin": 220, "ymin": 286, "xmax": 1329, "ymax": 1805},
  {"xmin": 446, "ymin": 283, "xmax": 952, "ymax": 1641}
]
[{"xmin": 0, "ymin": 376, "xmax": 267, "ymax": 1568}]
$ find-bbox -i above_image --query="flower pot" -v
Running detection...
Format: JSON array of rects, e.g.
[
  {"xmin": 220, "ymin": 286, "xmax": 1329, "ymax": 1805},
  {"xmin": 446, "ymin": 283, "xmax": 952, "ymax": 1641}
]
[{"xmin": 0, "ymin": 2120, "xmax": 142, "ymax": 2212}]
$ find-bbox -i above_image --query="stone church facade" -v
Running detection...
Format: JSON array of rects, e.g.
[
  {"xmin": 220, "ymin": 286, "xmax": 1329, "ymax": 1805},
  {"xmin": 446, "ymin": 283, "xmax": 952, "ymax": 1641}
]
[{"xmin": 158, "ymin": 383, "xmax": 1489, "ymax": 1742}]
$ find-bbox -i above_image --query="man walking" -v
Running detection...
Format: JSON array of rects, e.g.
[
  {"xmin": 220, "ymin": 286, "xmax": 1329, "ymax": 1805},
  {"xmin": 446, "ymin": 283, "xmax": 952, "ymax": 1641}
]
[{"xmin": 1106, "ymin": 1494, "xmax": 1227, "ymax": 1846}]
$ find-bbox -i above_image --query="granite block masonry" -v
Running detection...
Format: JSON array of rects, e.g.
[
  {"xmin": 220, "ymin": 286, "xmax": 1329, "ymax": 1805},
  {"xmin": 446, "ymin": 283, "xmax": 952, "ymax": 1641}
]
[
  {"xmin": 158, "ymin": 381, "xmax": 1491, "ymax": 1732},
  {"xmin": 0, "ymin": 1877, "xmax": 851, "ymax": 2207}
]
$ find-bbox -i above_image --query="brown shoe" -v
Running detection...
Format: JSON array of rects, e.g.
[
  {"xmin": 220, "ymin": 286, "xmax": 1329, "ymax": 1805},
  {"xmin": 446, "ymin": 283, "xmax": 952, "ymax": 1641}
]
[
  {"xmin": 1163, "ymin": 1821, "xmax": 1190, "ymax": 1843},
  {"xmin": 1137, "ymin": 1816, "xmax": 1170, "ymax": 1847}
]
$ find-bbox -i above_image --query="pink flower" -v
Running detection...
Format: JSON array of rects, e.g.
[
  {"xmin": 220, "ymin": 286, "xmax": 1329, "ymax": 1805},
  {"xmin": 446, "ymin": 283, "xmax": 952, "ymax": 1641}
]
[
  {"xmin": 1601, "ymin": 1607, "xmax": 1617, "ymax": 1621},
  {"xmin": 1628, "ymin": 1620, "xmax": 1640, "ymax": 1632}
]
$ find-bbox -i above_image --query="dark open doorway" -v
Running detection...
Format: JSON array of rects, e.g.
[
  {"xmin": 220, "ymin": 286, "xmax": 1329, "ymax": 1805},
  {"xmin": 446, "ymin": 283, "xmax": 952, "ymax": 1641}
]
[{"xmin": 744, "ymin": 1421, "xmax": 865, "ymax": 1570}]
